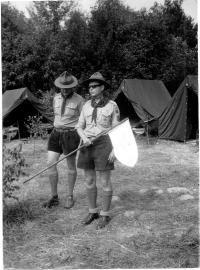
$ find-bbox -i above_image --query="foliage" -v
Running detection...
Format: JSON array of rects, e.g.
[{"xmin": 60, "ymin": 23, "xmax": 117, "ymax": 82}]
[
  {"xmin": 28, "ymin": 1, "xmax": 75, "ymax": 33},
  {"xmin": 1, "ymin": 0, "xmax": 197, "ymax": 96},
  {"xmin": 162, "ymin": 0, "xmax": 197, "ymax": 48},
  {"xmin": 3, "ymin": 144, "xmax": 26, "ymax": 204},
  {"xmin": 38, "ymin": 90, "xmax": 54, "ymax": 116},
  {"xmin": 24, "ymin": 115, "xmax": 47, "ymax": 139},
  {"xmin": 1, "ymin": 2, "xmax": 33, "ymax": 91}
]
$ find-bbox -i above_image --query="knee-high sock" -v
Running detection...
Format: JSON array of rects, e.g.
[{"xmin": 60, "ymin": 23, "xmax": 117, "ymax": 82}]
[
  {"xmin": 101, "ymin": 190, "xmax": 113, "ymax": 216},
  {"xmin": 67, "ymin": 169, "xmax": 77, "ymax": 196},
  {"xmin": 49, "ymin": 171, "xmax": 58, "ymax": 197},
  {"xmin": 86, "ymin": 186, "xmax": 98, "ymax": 212}
]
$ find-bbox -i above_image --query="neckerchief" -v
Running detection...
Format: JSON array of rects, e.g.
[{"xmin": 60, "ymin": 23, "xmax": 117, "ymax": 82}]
[
  {"xmin": 61, "ymin": 92, "xmax": 74, "ymax": 116},
  {"xmin": 91, "ymin": 97, "xmax": 109, "ymax": 124}
]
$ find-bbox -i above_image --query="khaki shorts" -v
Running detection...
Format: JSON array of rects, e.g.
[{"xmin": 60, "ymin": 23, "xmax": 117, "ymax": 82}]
[{"xmin": 77, "ymin": 135, "xmax": 114, "ymax": 171}]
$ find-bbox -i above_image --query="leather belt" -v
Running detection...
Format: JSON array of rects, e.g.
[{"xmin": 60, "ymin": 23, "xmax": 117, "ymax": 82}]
[{"xmin": 54, "ymin": 127, "xmax": 75, "ymax": 132}]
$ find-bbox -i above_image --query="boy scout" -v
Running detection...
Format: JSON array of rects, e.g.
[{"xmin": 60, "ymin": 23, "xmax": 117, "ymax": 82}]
[{"xmin": 76, "ymin": 72, "xmax": 120, "ymax": 229}]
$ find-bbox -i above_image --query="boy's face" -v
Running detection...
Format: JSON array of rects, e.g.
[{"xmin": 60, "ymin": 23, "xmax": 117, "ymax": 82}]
[{"xmin": 89, "ymin": 81, "xmax": 104, "ymax": 98}]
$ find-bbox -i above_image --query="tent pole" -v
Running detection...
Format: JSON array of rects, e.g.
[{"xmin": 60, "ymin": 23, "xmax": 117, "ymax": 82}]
[
  {"xmin": 146, "ymin": 117, "xmax": 149, "ymax": 145},
  {"xmin": 17, "ymin": 121, "xmax": 21, "ymax": 140}
]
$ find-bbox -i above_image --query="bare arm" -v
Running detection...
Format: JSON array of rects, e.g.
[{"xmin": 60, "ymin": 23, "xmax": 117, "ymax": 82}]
[
  {"xmin": 76, "ymin": 105, "xmax": 92, "ymax": 146},
  {"xmin": 76, "ymin": 127, "xmax": 92, "ymax": 146}
]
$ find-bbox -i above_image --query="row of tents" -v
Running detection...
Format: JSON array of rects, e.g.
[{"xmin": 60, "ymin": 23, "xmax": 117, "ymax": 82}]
[{"xmin": 3, "ymin": 75, "xmax": 198, "ymax": 142}]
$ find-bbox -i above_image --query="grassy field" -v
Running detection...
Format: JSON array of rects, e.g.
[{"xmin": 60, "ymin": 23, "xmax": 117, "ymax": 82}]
[{"xmin": 3, "ymin": 136, "xmax": 199, "ymax": 269}]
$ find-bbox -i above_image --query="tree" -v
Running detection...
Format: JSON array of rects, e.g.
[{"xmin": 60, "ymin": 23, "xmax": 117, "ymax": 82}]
[
  {"xmin": 85, "ymin": 0, "xmax": 133, "ymax": 90},
  {"xmin": 151, "ymin": 0, "xmax": 197, "ymax": 48},
  {"xmin": 161, "ymin": 37, "xmax": 198, "ymax": 94},
  {"xmin": 1, "ymin": 2, "xmax": 33, "ymax": 91},
  {"xmin": 61, "ymin": 10, "xmax": 88, "ymax": 78},
  {"xmin": 13, "ymin": 1, "xmax": 76, "ymax": 93},
  {"xmin": 148, "ymin": 0, "xmax": 198, "ymax": 93},
  {"xmin": 28, "ymin": 0, "xmax": 75, "ymax": 33},
  {"xmin": 1, "ymin": 0, "xmax": 197, "ymax": 96}
]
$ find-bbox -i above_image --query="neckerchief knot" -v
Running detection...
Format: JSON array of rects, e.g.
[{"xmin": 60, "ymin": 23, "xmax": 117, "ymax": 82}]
[{"xmin": 91, "ymin": 97, "xmax": 109, "ymax": 124}]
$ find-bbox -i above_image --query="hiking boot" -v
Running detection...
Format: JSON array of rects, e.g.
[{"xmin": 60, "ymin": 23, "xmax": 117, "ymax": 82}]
[
  {"xmin": 96, "ymin": 216, "xmax": 111, "ymax": 229},
  {"xmin": 42, "ymin": 195, "xmax": 59, "ymax": 208},
  {"xmin": 82, "ymin": 213, "xmax": 100, "ymax": 225},
  {"xmin": 64, "ymin": 195, "xmax": 74, "ymax": 209}
]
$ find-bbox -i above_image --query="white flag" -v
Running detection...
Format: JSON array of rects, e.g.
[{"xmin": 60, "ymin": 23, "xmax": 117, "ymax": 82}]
[{"xmin": 108, "ymin": 119, "xmax": 138, "ymax": 167}]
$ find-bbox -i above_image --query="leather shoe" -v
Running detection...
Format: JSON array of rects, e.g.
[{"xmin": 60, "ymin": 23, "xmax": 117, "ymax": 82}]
[
  {"xmin": 96, "ymin": 216, "xmax": 111, "ymax": 229},
  {"xmin": 82, "ymin": 213, "xmax": 100, "ymax": 225},
  {"xmin": 64, "ymin": 195, "xmax": 74, "ymax": 209},
  {"xmin": 42, "ymin": 196, "xmax": 59, "ymax": 208}
]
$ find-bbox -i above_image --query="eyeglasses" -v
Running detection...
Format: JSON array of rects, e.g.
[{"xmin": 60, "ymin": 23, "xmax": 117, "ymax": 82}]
[{"xmin": 89, "ymin": 84, "xmax": 101, "ymax": 89}]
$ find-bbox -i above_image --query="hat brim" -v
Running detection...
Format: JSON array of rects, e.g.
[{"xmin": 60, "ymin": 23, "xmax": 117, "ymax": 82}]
[
  {"xmin": 82, "ymin": 78, "xmax": 110, "ymax": 88},
  {"xmin": 54, "ymin": 76, "xmax": 78, "ymax": 89}
]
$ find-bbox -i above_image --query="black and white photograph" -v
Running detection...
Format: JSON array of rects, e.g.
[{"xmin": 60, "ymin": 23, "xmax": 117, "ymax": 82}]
[{"xmin": 2, "ymin": 0, "xmax": 198, "ymax": 269}]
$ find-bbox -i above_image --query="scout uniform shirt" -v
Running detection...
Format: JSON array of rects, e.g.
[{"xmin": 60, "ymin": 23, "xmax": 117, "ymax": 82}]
[
  {"xmin": 53, "ymin": 92, "xmax": 84, "ymax": 128},
  {"xmin": 76, "ymin": 99, "xmax": 120, "ymax": 138}
]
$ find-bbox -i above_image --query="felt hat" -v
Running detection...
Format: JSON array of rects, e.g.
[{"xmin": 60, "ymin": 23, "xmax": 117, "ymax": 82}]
[
  {"xmin": 54, "ymin": 71, "xmax": 78, "ymax": 89},
  {"xmin": 82, "ymin": 72, "xmax": 110, "ymax": 88}
]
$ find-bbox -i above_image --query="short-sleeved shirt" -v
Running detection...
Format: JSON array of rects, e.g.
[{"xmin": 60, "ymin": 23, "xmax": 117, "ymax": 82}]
[
  {"xmin": 53, "ymin": 92, "xmax": 84, "ymax": 128},
  {"xmin": 76, "ymin": 99, "xmax": 120, "ymax": 138}
]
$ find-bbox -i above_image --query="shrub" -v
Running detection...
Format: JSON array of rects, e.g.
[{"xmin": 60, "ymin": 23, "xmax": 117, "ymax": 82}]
[
  {"xmin": 3, "ymin": 144, "xmax": 26, "ymax": 205},
  {"xmin": 38, "ymin": 90, "xmax": 54, "ymax": 116},
  {"xmin": 24, "ymin": 115, "xmax": 44, "ymax": 139}
]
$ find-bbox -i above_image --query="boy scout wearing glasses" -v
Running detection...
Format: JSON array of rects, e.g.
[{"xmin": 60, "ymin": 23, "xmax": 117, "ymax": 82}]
[
  {"xmin": 76, "ymin": 72, "xmax": 120, "ymax": 229},
  {"xmin": 43, "ymin": 71, "xmax": 84, "ymax": 209}
]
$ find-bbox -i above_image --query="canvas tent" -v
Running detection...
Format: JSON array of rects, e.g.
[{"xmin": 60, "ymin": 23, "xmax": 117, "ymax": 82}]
[
  {"xmin": 114, "ymin": 79, "xmax": 171, "ymax": 124},
  {"xmin": 3, "ymin": 88, "xmax": 53, "ymax": 137},
  {"xmin": 158, "ymin": 75, "xmax": 198, "ymax": 141}
]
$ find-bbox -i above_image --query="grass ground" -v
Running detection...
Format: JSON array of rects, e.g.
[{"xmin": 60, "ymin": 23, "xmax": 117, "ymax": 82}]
[{"xmin": 3, "ymin": 136, "xmax": 199, "ymax": 269}]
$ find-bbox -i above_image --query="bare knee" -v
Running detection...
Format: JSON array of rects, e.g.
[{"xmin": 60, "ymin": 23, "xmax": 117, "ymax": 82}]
[{"xmin": 47, "ymin": 151, "xmax": 60, "ymax": 173}]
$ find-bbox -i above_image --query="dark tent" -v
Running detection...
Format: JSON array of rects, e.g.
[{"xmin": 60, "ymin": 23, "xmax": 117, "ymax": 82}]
[
  {"xmin": 158, "ymin": 75, "xmax": 198, "ymax": 141},
  {"xmin": 114, "ymin": 79, "xmax": 171, "ymax": 124},
  {"xmin": 3, "ymin": 88, "xmax": 53, "ymax": 137}
]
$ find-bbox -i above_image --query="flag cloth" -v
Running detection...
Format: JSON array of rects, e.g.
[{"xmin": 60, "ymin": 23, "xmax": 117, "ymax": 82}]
[{"xmin": 108, "ymin": 119, "xmax": 138, "ymax": 167}]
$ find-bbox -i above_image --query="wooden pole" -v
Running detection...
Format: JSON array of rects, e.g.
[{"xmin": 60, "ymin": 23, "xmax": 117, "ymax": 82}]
[
  {"xmin": 17, "ymin": 121, "xmax": 21, "ymax": 140},
  {"xmin": 23, "ymin": 143, "xmax": 86, "ymax": 184},
  {"xmin": 23, "ymin": 118, "xmax": 129, "ymax": 184}
]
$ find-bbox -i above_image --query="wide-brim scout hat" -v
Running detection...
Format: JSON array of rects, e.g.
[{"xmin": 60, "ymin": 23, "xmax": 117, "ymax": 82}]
[
  {"xmin": 54, "ymin": 71, "xmax": 78, "ymax": 89},
  {"xmin": 82, "ymin": 72, "xmax": 110, "ymax": 88}
]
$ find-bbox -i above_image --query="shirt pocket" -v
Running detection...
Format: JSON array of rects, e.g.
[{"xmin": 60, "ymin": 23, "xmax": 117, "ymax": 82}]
[
  {"xmin": 54, "ymin": 100, "xmax": 61, "ymax": 115},
  {"xmin": 65, "ymin": 103, "xmax": 78, "ymax": 116},
  {"xmin": 100, "ymin": 110, "xmax": 112, "ymax": 128},
  {"xmin": 85, "ymin": 111, "xmax": 93, "ymax": 124}
]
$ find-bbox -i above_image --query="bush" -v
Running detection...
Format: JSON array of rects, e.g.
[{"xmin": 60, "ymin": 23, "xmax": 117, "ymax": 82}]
[
  {"xmin": 38, "ymin": 90, "xmax": 54, "ymax": 116},
  {"xmin": 24, "ymin": 115, "xmax": 45, "ymax": 139},
  {"xmin": 3, "ymin": 144, "xmax": 26, "ymax": 205}
]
